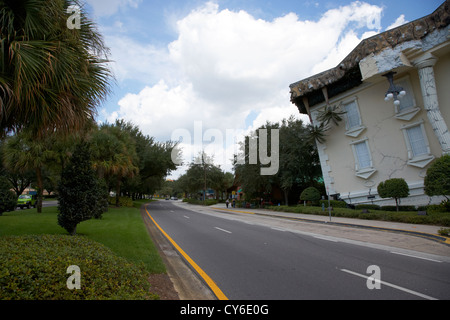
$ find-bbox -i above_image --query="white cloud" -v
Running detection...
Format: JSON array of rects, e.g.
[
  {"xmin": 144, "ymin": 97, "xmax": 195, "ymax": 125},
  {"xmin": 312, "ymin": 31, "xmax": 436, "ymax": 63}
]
[
  {"xmin": 103, "ymin": 1, "xmax": 385, "ymax": 177},
  {"xmin": 386, "ymin": 14, "xmax": 408, "ymax": 31}
]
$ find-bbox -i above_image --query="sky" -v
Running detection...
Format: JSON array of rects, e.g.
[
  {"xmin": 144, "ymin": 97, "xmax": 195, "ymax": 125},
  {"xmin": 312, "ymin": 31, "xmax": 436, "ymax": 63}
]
[{"xmin": 81, "ymin": 0, "xmax": 444, "ymax": 179}]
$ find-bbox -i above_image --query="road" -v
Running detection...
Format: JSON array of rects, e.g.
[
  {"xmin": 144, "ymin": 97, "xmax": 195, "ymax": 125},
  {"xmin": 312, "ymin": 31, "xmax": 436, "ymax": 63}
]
[{"xmin": 145, "ymin": 200, "xmax": 450, "ymax": 300}]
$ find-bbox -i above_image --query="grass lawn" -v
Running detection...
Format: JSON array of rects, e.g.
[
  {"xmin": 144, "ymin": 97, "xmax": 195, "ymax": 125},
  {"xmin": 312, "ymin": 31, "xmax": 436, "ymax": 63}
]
[{"xmin": 0, "ymin": 202, "xmax": 166, "ymax": 274}]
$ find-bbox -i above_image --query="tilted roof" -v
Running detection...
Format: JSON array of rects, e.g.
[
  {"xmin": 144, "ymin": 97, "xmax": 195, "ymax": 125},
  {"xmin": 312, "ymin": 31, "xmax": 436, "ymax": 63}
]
[{"xmin": 289, "ymin": 0, "xmax": 450, "ymax": 114}]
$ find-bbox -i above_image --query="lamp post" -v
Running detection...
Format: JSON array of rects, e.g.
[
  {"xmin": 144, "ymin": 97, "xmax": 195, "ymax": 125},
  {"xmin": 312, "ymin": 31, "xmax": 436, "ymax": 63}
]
[{"xmin": 383, "ymin": 71, "xmax": 406, "ymax": 106}]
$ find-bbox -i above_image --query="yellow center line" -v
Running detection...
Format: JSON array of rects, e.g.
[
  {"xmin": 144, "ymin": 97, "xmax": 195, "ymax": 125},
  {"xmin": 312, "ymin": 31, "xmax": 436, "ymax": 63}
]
[{"xmin": 144, "ymin": 205, "xmax": 229, "ymax": 300}]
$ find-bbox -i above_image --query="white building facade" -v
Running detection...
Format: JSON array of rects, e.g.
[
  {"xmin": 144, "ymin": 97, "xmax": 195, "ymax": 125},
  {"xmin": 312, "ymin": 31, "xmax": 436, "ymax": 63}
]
[{"xmin": 290, "ymin": 1, "xmax": 450, "ymax": 207}]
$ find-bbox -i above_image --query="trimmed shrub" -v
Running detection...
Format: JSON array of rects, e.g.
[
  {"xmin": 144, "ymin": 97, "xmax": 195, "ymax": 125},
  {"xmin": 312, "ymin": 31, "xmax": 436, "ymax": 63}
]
[
  {"xmin": 424, "ymin": 155, "xmax": 450, "ymax": 199},
  {"xmin": 0, "ymin": 177, "xmax": 17, "ymax": 215},
  {"xmin": 108, "ymin": 196, "xmax": 134, "ymax": 207},
  {"xmin": 377, "ymin": 178, "xmax": 410, "ymax": 212},
  {"xmin": 380, "ymin": 205, "xmax": 416, "ymax": 212},
  {"xmin": 354, "ymin": 204, "xmax": 381, "ymax": 210},
  {"xmin": 182, "ymin": 198, "xmax": 218, "ymax": 206},
  {"xmin": 318, "ymin": 200, "xmax": 347, "ymax": 208},
  {"xmin": 300, "ymin": 187, "xmax": 321, "ymax": 205},
  {"xmin": 0, "ymin": 235, "xmax": 157, "ymax": 300}
]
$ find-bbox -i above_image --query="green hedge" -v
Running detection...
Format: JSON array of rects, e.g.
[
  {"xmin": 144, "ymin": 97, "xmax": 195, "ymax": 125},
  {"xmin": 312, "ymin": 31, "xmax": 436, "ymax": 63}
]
[
  {"xmin": 108, "ymin": 196, "xmax": 134, "ymax": 207},
  {"xmin": 182, "ymin": 198, "xmax": 218, "ymax": 206},
  {"xmin": 267, "ymin": 205, "xmax": 450, "ymax": 226},
  {"xmin": 0, "ymin": 235, "xmax": 158, "ymax": 300},
  {"xmin": 318, "ymin": 200, "xmax": 348, "ymax": 208}
]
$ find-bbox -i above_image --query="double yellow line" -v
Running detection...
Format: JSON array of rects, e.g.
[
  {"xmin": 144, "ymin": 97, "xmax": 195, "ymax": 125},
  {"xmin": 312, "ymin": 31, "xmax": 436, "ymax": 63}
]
[{"xmin": 144, "ymin": 205, "xmax": 228, "ymax": 300}]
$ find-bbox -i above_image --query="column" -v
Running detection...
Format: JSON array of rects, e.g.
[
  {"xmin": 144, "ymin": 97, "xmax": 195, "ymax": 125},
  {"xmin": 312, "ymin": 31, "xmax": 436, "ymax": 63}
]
[{"xmin": 414, "ymin": 53, "xmax": 450, "ymax": 155}]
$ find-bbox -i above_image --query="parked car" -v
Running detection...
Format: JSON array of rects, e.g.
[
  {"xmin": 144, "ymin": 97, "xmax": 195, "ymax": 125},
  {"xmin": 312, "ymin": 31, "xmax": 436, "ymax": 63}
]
[{"xmin": 17, "ymin": 194, "xmax": 37, "ymax": 209}]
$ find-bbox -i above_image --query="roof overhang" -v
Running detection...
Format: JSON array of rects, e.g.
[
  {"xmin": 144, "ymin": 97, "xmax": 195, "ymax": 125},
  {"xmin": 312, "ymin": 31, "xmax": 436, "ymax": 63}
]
[{"xmin": 289, "ymin": 0, "xmax": 450, "ymax": 115}]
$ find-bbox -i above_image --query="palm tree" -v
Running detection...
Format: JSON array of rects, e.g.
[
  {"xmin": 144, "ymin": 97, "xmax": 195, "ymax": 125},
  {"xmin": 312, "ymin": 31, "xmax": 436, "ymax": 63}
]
[
  {"xmin": 316, "ymin": 103, "xmax": 346, "ymax": 127},
  {"xmin": 0, "ymin": 0, "xmax": 112, "ymax": 137},
  {"xmin": 91, "ymin": 124, "xmax": 138, "ymax": 207},
  {"xmin": 2, "ymin": 131, "xmax": 57, "ymax": 213}
]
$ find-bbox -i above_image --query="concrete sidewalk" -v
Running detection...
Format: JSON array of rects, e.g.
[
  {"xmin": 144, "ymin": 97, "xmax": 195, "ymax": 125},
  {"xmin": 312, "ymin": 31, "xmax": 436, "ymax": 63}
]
[{"xmin": 208, "ymin": 202, "xmax": 450, "ymax": 245}]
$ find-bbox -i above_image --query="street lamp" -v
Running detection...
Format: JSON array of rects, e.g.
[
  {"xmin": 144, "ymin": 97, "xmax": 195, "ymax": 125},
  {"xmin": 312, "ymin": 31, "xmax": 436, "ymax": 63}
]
[{"xmin": 383, "ymin": 71, "xmax": 406, "ymax": 106}]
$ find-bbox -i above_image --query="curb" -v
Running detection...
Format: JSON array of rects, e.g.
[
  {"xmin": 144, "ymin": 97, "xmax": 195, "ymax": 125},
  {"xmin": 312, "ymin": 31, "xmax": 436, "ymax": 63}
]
[{"xmin": 211, "ymin": 207, "xmax": 450, "ymax": 246}]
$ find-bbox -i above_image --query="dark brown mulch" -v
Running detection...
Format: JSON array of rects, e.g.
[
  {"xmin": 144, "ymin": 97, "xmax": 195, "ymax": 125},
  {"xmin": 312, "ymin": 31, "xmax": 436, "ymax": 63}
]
[{"xmin": 148, "ymin": 273, "xmax": 180, "ymax": 300}]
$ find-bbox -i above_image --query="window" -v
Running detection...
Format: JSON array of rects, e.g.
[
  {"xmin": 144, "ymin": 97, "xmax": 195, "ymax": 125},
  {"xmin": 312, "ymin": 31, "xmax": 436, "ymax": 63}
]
[
  {"xmin": 394, "ymin": 78, "xmax": 420, "ymax": 121},
  {"xmin": 406, "ymin": 125, "xmax": 428, "ymax": 157},
  {"xmin": 345, "ymin": 101, "xmax": 361, "ymax": 129},
  {"xmin": 343, "ymin": 98, "xmax": 366, "ymax": 137},
  {"xmin": 396, "ymin": 79, "xmax": 415, "ymax": 112},
  {"xmin": 350, "ymin": 138, "xmax": 376, "ymax": 179},
  {"xmin": 401, "ymin": 120, "xmax": 435, "ymax": 168},
  {"xmin": 354, "ymin": 141, "xmax": 371, "ymax": 169}
]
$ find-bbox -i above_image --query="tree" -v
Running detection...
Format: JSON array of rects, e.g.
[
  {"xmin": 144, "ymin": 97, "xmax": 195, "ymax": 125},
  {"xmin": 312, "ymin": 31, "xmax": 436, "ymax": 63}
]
[
  {"xmin": 91, "ymin": 123, "xmax": 138, "ymax": 207},
  {"xmin": 234, "ymin": 117, "xmax": 322, "ymax": 204},
  {"xmin": 377, "ymin": 178, "xmax": 410, "ymax": 212},
  {"xmin": 0, "ymin": 176, "xmax": 16, "ymax": 215},
  {"xmin": 0, "ymin": 0, "xmax": 112, "ymax": 137},
  {"xmin": 300, "ymin": 187, "xmax": 321, "ymax": 206},
  {"xmin": 424, "ymin": 155, "xmax": 450, "ymax": 200},
  {"xmin": 2, "ymin": 131, "xmax": 57, "ymax": 213},
  {"xmin": 57, "ymin": 142, "xmax": 104, "ymax": 235}
]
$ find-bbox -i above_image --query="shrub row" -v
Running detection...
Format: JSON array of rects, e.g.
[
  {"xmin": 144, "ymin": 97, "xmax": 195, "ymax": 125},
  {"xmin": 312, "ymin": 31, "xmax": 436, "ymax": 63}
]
[
  {"xmin": 108, "ymin": 196, "xmax": 134, "ymax": 207},
  {"xmin": 182, "ymin": 198, "xmax": 219, "ymax": 206},
  {"xmin": 0, "ymin": 235, "xmax": 158, "ymax": 300},
  {"xmin": 268, "ymin": 205, "xmax": 450, "ymax": 227}
]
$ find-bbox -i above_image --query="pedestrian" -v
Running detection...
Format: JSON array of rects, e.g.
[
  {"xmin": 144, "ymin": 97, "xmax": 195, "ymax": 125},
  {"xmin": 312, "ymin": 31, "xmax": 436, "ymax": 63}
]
[
  {"xmin": 232, "ymin": 198, "xmax": 236, "ymax": 208},
  {"xmin": 226, "ymin": 199, "xmax": 229, "ymax": 208}
]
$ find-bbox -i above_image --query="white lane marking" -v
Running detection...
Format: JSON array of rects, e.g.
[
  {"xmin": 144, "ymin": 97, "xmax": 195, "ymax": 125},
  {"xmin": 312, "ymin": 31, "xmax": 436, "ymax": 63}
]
[
  {"xmin": 170, "ymin": 210, "xmax": 175, "ymax": 213},
  {"xmin": 215, "ymin": 227, "xmax": 232, "ymax": 234},
  {"xmin": 390, "ymin": 251, "xmax": 442, "ymax": 263},
  {"xmin": 184, "ymin": 216, "xmax": 190, "ymax": 219},
  {"xmin": 313, "ymin": 235, "xmax": 338, "ymax": 242},
  {"xmin": 270, "ymin": 226, "xmax": 287, "ymax": 232},
  {"xmin": 340, "ymin": 269, "xmax": 438, "ymax": 300}
]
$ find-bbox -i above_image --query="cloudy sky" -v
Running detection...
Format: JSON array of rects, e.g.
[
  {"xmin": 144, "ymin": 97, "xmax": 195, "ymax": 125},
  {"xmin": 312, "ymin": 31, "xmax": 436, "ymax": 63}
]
[{"xmin": 82, "ymin": 0, "xmax": 443, "ymax": 178}]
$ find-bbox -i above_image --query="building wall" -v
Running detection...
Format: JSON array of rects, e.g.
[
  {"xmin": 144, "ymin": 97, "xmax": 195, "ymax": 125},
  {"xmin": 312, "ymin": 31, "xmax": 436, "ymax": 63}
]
[{"xmin": 310, "ymin": 50, "xmax": 449, "ymax": 206}]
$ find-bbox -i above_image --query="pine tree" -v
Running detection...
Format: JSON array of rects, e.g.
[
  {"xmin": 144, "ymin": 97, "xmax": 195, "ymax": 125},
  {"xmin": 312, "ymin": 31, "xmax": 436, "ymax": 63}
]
[{"xmin": 57, "ymin": 142, "xmax": 105, "ymax": 235}]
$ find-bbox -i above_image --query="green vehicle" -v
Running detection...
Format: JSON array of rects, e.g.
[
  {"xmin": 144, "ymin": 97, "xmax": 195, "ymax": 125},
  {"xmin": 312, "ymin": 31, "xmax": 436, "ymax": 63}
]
[{"xmin": 17, "ymin": 194, "xmax": 37, "ymax": 209}]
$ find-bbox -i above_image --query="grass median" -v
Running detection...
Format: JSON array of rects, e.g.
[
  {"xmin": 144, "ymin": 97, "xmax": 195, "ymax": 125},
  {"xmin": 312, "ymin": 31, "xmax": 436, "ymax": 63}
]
[
  {"xmin": 0, "ymin": 201, "xmax": 166, "ymax": 300},
  {"xmin": 0, "ymin": 202, "xmax": 165, "ymax": 274}
]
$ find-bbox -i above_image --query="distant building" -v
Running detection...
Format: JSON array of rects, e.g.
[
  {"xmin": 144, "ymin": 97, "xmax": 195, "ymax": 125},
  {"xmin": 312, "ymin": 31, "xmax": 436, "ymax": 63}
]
[{"xmin": 289, "ymin": 1, "xmax": 450, "ymax": 206}]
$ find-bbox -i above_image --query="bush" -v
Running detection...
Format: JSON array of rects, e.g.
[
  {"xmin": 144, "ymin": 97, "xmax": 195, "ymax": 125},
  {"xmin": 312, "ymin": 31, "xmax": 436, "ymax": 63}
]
[
  {"xmin": 0, "ymin": 177, "xmax": 17, "ymax": 215},
  {"xmin": 377, "ymin": 178, "xmax": 410, "ymax": 212},
  {"xmin": 108, "ymin": 196, "xmax": 134, "ymax": 207},
  {"xmin": 182, "ymin": 198, "xmax": 218, "ymax": 206},
  {"xmin": 355, "ymin": 204, "xmax": 381, "ymax": 210},
  {"xmin": 318, "ymin": 200, "xmax": 347, "ymax": 208},
  {"xmin": 300, "ymin": 187, "xmax": 321, "ymax": 205},
  {"xmin": 0, "ymin": 235, "xmax": 157, "ymax": 300},
  {"xmin": 424, "ymin": 155, "xmax": 450, "ymax": 199},
  {"xmin": 380, "ymin": 205, "xmax": 416, "ymax": 212}
]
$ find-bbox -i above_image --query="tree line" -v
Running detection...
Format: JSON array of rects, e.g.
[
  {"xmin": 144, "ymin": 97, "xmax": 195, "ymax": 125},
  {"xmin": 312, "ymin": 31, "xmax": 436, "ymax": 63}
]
[
  {"xmin": 234, "ymin": 116, "xmax": 323, "ymax": 205},
  {"xmin": 0, "ymin": 120, "xmax": 177, "ymax": 207}
]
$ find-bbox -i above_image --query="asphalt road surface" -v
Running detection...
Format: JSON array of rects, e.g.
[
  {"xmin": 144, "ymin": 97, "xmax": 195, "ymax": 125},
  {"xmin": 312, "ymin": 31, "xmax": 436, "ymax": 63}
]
[{"xmin": 146, "ymin": 201, "xmax": 450, "ymax": 300}]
